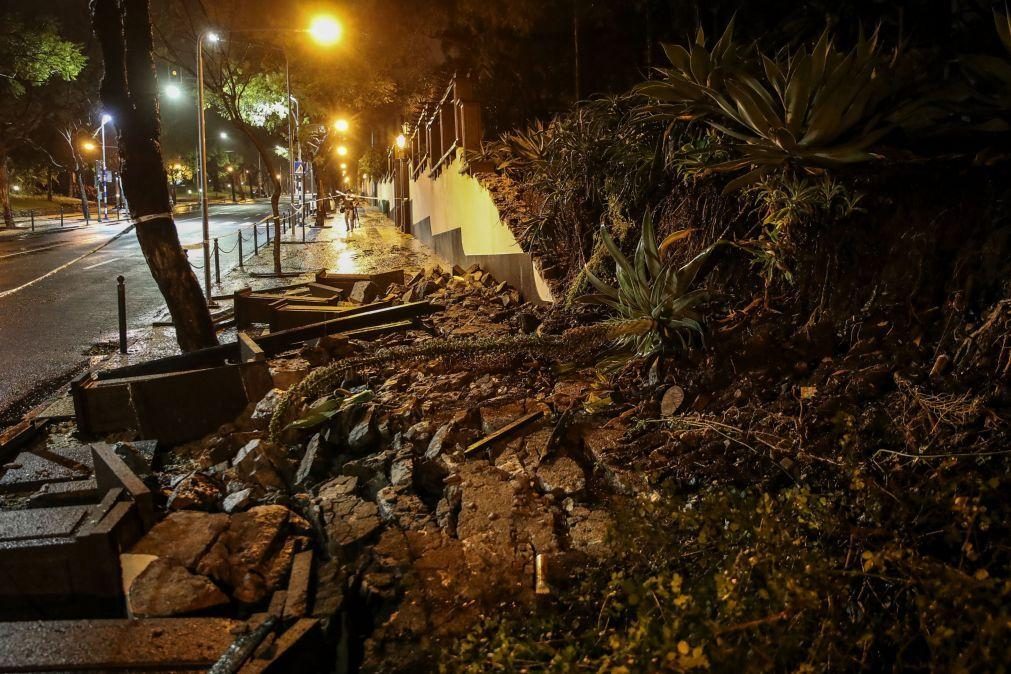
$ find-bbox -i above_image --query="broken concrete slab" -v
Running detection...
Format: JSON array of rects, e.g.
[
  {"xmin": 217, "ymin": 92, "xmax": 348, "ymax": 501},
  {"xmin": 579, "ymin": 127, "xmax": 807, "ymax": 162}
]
[
  {"xmin": 126, "ymin": 556, "xmax": 230, "ymax": 618},
  {"xmin": 0, "ymin": 617, "xmax": 245, "ymax": 671},
  {"xmin": 130, "ymin": 510, "xmax": 230, "ymax": 570}
]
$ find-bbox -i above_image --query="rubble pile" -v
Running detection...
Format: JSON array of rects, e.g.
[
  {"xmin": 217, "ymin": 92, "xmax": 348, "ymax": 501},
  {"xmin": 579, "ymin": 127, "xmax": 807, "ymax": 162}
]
[{"xmin": 24, "ymin": 260, "xmax": 623, "ymax": 671}]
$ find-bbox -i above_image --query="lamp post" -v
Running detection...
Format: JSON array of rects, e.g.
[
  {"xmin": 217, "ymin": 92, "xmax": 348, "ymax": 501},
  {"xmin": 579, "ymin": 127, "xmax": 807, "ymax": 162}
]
[
  {"xmin": 93, "ymin": 114, "xmax": 113, "ymax": 221},
  {"xmin": 193, "ymin": 15, "xmax": 340, "ymax": 283}
]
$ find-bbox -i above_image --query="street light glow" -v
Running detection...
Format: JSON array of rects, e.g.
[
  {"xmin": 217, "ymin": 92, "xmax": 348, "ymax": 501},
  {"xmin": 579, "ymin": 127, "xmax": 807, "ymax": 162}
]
[
  {"xmin": 81, "ymin": 141, "xmax": 96, "ymax": 152},
  {"xmin": 206, "ymin": 32, "xmax": 220, "ymax": 43},
  {"xmin": 308, "ymin": 16, "xmax": 342, "ymax": 45},
  {"xmin": 165, "ymin": 83, "xmax": 182, "ymax": 100},
  {"xmin": 219, "ymin": 131, "xmax": 228, "ymax": 140},
  {"xmin": 395, "ymin": 134, "xmax": 407, "ymax": 149},
  {"xmin": 337, "ymin": 145, "xmax": 348, "ymax": 156},
  {"xmin": 334, "ymin": 118, "xmax": 349, "ymax": 133},
  {"xmin": 11, "ymin": 185, "xmax": 20, "ymax": 192},
  {"xmin": 340, "ymin": 162, "xmax": 347, "ymax": 169},
  {"xmin": 101, "ymin": 114, "xmax": 113, "ymax": 125}
]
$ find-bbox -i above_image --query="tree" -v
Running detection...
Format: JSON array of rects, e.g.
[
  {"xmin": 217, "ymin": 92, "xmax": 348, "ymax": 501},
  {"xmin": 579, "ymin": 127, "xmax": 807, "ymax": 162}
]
[
  {"xmin": 91, "ymin": 0, "xmax": 217, "ymax": 351},
  {"xmin": 0, "ymin": 15, "xmax": 86, "ymax": 226}
]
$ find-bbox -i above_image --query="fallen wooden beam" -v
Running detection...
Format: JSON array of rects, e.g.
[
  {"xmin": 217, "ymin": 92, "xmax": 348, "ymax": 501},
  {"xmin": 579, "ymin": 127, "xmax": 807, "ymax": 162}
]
[
  {"xmin": 268, "ymin": 300, "xmax": 393, "ymax": 332},
  {"xmin": 93, "ymin": 302, "xmax": 440, "ymax": 381},
  {"xmin": 464, "ymin": 410, "xmax": 545, "ymax": 456},
  {"xmin": 256, "ymin": 301, "xmax": 438, "ymax": 353}
]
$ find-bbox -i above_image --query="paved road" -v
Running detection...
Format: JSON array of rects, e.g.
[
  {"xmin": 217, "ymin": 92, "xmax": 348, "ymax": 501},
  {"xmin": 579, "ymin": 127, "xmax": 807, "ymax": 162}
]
[{"xmin": 0, "ymin": 200, "xmax": 277, "ymax": 418}]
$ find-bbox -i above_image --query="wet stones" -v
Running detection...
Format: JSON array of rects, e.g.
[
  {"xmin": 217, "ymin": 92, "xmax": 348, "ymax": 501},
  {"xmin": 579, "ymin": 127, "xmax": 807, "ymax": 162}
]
[
  {"xmin": 125, "ymin": 557, "xmax": 229, "ymax": 618},
  {"xmin": 233, "ymin": 439, "xmax": 293, "ymax": 491}
]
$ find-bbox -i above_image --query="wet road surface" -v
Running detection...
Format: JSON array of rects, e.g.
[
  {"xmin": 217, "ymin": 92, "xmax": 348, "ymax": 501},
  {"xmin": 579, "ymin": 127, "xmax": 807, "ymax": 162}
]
[{"xmin": 0, "ymin": 200, "xmax": 275, "ymax": 416}]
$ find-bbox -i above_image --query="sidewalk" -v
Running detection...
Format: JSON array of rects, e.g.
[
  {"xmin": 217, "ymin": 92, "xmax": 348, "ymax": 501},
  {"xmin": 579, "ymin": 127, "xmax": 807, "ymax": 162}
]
[
  {"xmin": 0, "ymin": 198, "xmax": 262, "ymax": 241},
  {"xmin": 105, "ymin": 207, "xmax": 450, "ymax": 367}
]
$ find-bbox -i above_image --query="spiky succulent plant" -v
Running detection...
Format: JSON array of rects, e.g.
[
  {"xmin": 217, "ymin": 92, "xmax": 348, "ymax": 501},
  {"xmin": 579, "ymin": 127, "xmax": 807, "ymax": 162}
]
[
  {"xmin": 638, "ymin": 22, "xmax": 930, "ymax": 188},
  {"xmin": 577, "ymin": 212, "xmax": 724, "ymax": 361}
]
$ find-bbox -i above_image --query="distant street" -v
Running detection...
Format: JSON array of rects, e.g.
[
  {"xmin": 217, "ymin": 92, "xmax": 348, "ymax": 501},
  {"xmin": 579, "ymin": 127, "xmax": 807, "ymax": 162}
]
[{"xmin": 0, "ymin": 200, "xmax": 275, "ymax": 417}]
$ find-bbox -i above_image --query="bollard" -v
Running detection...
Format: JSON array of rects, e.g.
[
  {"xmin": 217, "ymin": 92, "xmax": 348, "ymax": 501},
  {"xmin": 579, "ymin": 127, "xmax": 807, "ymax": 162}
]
[
  {"xmin": 60, "ymin": 205, "xmax": 64, "ymax": 227},
  {"xmin": 213, "ymin": 237, "xmax": 221, "ymax": 284},
  {"xmin": 301, "ymin": 218, "xmax": 306, "ymax": 243},
  {"xmin": 266, "ymin": 220, "xmax": 271, "ymax": 244},
  {"xmin": 238, "ymin": 231, "xmax": 244, "ymax": 269},
  {"xmin": 253, "ymin": 222, "xmax": 259, "ymax": 254},
  {"xmin": 30, "ymin": 210, "xmax": 35, "ymax": 232},
  {"xmin": 117, "ymin": 275, "xmax": 127, "ymax": 354}
]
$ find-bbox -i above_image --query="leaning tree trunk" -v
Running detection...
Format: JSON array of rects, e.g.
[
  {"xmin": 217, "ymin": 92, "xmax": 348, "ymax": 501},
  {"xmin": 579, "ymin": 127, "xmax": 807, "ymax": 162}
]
[
  {"xmin": 0, "ymin": 156, "xmax": 13, "ymax": 228},
  {"xmin": 91, "ymin": 0, "xmax": 217, "ymax": 351}
]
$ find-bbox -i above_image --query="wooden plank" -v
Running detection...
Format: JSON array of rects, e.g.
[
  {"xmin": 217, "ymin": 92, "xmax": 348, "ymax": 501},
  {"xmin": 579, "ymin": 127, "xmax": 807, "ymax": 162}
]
[
  {"xmin": 257, "ymin": 301, "xmax": 438, "ymax": 352},
  {"xmin": 268, "ymin": 299, "xmax": 392, "ymax": 331},
  {"xmin": 237, "ymin": 619, "xmax": 322, "ymax": 674},
  {"xmin": 283, "ymin": 550, "xmax": 313, "ymax": 619},
  {"xmin": 464, "ymin": 410, "xmax": 545, "ymax": 456},
  {"xmin": 306, "ymin": 282, "xmax": 342, "ymax": 298},
  {"xmin": 239, "ymin": 331, "xmax": 266, "ymax": 363}
]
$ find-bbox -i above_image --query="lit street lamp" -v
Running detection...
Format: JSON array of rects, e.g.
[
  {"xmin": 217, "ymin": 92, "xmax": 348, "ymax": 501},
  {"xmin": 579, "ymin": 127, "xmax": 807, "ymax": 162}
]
[{"xmin": 195, "ymin": 16, "xmax": 340, "ymax": 283}]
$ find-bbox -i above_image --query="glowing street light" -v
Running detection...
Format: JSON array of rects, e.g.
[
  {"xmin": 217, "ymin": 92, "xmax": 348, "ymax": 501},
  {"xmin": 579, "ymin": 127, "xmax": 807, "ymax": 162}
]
[
  {"xmin": 340, "ymin": 162, "xmax": 347, "ymax": 169},
  {"xmin": 165, "ymin": 83, "xmax": 182, "ymax": 100},
  {"xmin": 334, "ymin": 118, "xmax": 349, "ymax": 133},
  {"xmin": 219, "ymin": 131, "xmax": 228, "ymax": 140},
  {"xmin": 101, "ymin": 113, "xmax": 112, "ymax": 125},
  {"xmin": 206, "ymin": 32, "xmax": 220, "ymax": 43},
  {"xmin": 309, "ymin": 15, "xmax": 342, "ymax": 46},
  {"xmin": 81, "ymin": 140, "xmax": 97, "ymax": 152},
  {"xmin": 337, "ymin": 145, "xmax": 348, "ymax": 156},
  {"xmin": 395, "ymin": 134, "xmax": 407, "ymax": 149}
]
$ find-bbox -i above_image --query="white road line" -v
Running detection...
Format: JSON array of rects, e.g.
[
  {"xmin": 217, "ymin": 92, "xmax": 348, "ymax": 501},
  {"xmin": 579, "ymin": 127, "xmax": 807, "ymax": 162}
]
[{"xmin": 83, "ymin": 257, "xmax": 121, "ymax": 270}]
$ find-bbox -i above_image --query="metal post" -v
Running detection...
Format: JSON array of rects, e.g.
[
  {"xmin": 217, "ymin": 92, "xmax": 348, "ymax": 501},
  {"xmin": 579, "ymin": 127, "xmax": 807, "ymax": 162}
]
[
  {"xmin": 60, "ymin": 205, "xmax": 64, "ymax": 227},
  {"xmin": 213, "ymin": 237, "xmax": 221, "ymax": 284},
  {"xmin": 117, "ymin": 275, "xmax": 127, "ymax": 354},
  {"xmin": 197, "ymin": 32, "xmax": 213, "ymax": 301},
  {"xmin": 285, "ymin": 51, "xmax": 295, "ymax": 210},
  {"xmin": 253, "ymin": 221, "xmax": 258, "ymax": 254},
  {"xmin": 301, "ymin": 217, "xmax": 305, "ymax": 243},
  {"xmin": 30, "ymin": 210, "xmax": 34, "ymax": 232},
  {"xmin": 238, "ymin": 231, "xmax": 244, "ymax": 269}
]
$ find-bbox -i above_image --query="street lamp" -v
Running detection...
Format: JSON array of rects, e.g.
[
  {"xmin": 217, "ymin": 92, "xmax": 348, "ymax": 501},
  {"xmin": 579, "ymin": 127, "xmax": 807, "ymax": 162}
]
[
  {"xmin": 165, "ymin": 83, "xmax": 182, "ymax": 100},
  {"xmin": 93, "ymin": 114, "xmax": 114, "ymax": 221},
  {"xmin": 395, "ymin": 134, "xmax": 407, "ymax": 149},
  {"xmin": 334, "ymin": 118, "xmax": 349, "ymax": 133},
  {"xmin": 219, "ymin": 131, "xmax": 228, "ymax": 140},
  {"xmin": 337, "ymin": 145, "xmax": 348, "ymax": 156},
  {"xmin": 308, "ymin": 16, "xmax": 342, "ymax": 46}
]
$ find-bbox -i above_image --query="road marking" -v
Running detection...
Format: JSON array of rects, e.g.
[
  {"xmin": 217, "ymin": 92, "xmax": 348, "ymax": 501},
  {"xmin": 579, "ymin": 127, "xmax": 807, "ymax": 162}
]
[
  {"xmin": 0, "ymin": 223, "xmax": 136, "ymax": 301},
  {"xmin": 0, "ymin": 243, "xmax": 66, "ymax": 260},
  {"xmin": 83, "ymin": 257, "xmax": 121, "ymax": 270}
]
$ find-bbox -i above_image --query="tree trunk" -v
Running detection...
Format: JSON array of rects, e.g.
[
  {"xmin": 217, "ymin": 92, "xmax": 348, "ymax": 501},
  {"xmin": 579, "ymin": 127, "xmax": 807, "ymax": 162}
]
[
  {"xmin": 235, "ymin": 119, "xmax": 282, "ymax": 274},
  {"xmin": 75, "ymin": 163, "xmax": 91, "ymax": 222},
  {"xmin": 92, "ymin": 0, "xmax": 217, "ymax": 351},
  {"xmin": 0, "ymin": 156, "xmax": 13, "ymax": 228},
  {"xmin": 315, "ymin": 169, "xmax": 327, "ymax": 227}
]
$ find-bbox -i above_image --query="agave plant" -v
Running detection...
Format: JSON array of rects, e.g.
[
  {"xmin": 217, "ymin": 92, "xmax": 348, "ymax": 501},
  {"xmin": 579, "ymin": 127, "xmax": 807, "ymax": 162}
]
[
  {"xmin": 577, "ymin": 213, "xmax": 725, "ymax": 363},
  {"xmin": 638, "ymin": 23, "xmax": 929, "ymax": 189}
]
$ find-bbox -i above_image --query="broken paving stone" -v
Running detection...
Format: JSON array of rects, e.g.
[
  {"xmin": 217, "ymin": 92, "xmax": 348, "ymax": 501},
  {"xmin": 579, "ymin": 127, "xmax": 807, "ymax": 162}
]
[
  {"xmin": 196, "ymin": 505, "xmax": 310, "ymax": 605},
  {"xmin": 250, "ymin": 388, "xmax": 285, "ymax": 429},
  {"xmin": 167, "ymin": 472, "xmax": 223, "ymax": 511},
  {"xmin": 222, "ymin": 487, "xmax": 253, "ymax": 513},
  {"xmin": 233, "ymin": 439, "xmax": 293, "ymax": 491},
  {"xmin": 536, "ymin": 457, "xmax": 586, "ymax": 496},
  {"xmin": 294, "ymin": 434, "xmax": 329, "ymax": 488},
  {"xmin": 347, "ymin": 406, "xmax": 378, "ymax": 453},
  {"xmin": 127, "ymin": 557, "xmax": 229, "ymax": 618},
  {"xmin": 349, "ymin": 280, "xmax": 379, "ymax": 304},
  {"xmin": 404, "ymin": 420, "xmax": 433, "ymax": 443},
  {"xmin": 130, "ymin": 511, "xmax": 230, "ymax": 570},
  {"xmin": 319, "ymin": 492, "xmax": 382, "ymax": 555}
]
